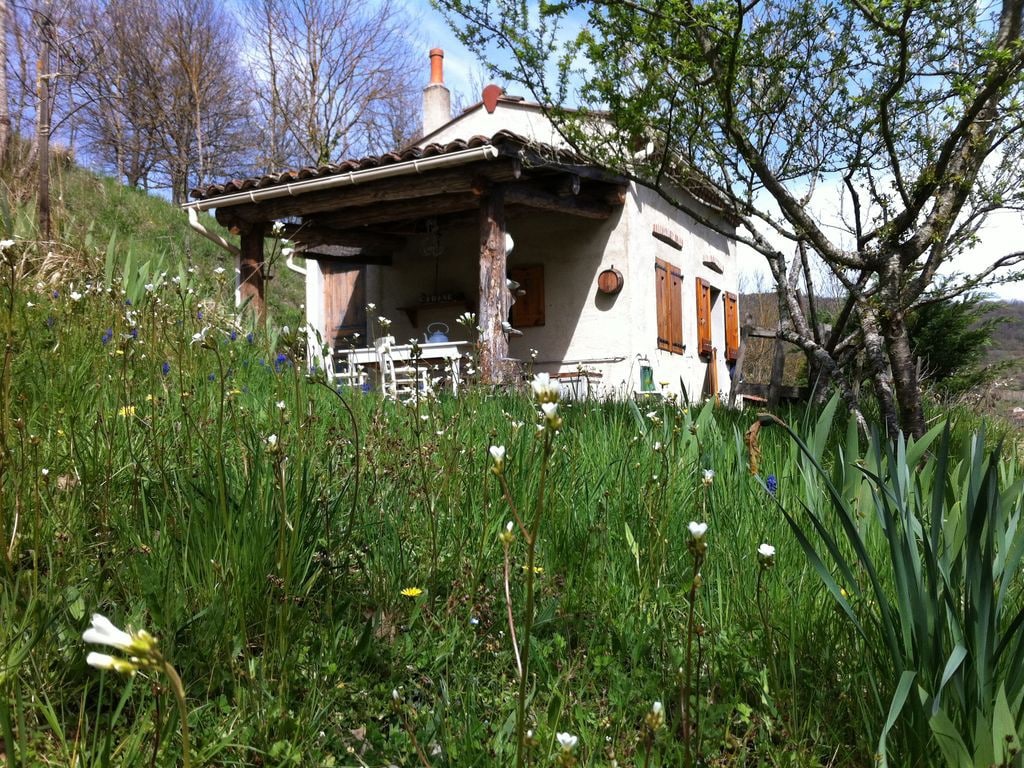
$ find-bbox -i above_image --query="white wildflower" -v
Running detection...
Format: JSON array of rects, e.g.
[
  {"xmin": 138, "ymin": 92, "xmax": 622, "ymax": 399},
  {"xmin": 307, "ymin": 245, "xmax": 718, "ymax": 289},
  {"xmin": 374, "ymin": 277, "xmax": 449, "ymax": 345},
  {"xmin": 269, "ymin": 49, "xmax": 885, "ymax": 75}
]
[
  {"xmin": 489, "ymin": 445, "xmax": 506, "ymax": 474},
  {"xmin": 556, "ymin": 732, "xmax": 578, "ymax": 752},
  {"xmin": 531, "ymin": 372, "xmax": 561, "ymax": 403}
]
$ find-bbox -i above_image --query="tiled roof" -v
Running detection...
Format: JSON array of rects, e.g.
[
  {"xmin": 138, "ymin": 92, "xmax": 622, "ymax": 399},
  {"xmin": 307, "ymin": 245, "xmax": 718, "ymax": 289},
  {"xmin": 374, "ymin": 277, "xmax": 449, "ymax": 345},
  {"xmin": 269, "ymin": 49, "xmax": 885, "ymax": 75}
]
[{"xmin": 190, "ymin": 130, "xmax": 585, "ymax": 202}]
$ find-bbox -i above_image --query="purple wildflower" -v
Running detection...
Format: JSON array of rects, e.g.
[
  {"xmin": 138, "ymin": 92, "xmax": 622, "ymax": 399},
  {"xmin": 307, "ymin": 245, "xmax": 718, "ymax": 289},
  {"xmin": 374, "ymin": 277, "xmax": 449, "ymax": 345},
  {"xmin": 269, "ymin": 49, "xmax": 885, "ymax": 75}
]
[
  {"xmin": 162, "ymin": 361, "xmax": 171, "ymax": 376},
  {"xmin": 766, "ymin": 475, "xmax": 778, "ymax": 496},
  {"xmin": 101, "ymin": 328, "xmax": 113, "ymax": 345}
]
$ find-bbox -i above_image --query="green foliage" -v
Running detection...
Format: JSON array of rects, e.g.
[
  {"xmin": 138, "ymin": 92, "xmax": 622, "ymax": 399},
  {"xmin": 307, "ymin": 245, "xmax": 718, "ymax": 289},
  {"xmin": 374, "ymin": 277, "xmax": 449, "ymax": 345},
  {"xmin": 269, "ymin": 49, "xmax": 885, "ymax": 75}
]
[
  {"xmin": 908, "ymin": 294, "xmax": 1006, "ymax": 398},
  {"xmin": 773, "ymin": 397, "xmax": 1024, "ymax": 766}
]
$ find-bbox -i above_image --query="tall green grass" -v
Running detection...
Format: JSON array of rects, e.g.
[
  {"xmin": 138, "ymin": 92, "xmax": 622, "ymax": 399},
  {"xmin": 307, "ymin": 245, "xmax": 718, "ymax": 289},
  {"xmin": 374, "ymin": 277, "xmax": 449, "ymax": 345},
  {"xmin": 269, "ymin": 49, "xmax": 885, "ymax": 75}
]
[{"xmin": 0, "ymin": 240, "xmax": 1020, "ymax": 766}]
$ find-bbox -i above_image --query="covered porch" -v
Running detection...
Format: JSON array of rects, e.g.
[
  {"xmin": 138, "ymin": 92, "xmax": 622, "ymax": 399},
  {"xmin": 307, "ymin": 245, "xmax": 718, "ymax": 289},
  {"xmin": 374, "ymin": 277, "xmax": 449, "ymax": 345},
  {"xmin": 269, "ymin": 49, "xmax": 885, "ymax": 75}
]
[{"xmin": 185, "ymin": 132, "xmax": 626, "ymax": 385}]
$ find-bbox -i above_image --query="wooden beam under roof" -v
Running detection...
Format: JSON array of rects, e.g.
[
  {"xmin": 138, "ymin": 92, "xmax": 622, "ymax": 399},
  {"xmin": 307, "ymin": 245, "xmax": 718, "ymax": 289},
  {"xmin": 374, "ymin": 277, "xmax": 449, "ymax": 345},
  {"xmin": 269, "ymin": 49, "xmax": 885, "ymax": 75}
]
[
  {"xmin": 504, "ymin": 183, "xmax": 616, "ymax": 219},
  {"xmin": 216, "ymin": 160, "xmax": 524, "ymax": 224},
  {"xmin": 312, "ymin": 193, "xmax": 480, "ymax": 230},
  {"xmin": 302, "ymin": 247, "xmax": 393, "ymax": 266},
  {"xmin": 278, "ymin": 222, "xmax": 405, "ymax": 250}
]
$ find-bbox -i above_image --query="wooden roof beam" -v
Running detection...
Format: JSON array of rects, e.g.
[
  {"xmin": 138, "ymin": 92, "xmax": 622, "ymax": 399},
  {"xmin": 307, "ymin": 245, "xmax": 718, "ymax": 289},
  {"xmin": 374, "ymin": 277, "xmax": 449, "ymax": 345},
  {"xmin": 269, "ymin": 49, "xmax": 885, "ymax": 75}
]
[
  {"xmin": 279, "ymin": 222, "xmax": 405, "ymax": 250},
  {"xmin": 303, "ymin": 248, "xmax": 393, "ymax": 266},
  {"xmin": 504, "ymin": 183, "xmax": 617, "ymax": 219},
  {"xmin": 312, "ymin": 193, "xmax": 480, "ymax": 230},
  {"xmin": 218, "ymin": 160, "xmax": 523, "ymax": 224}
]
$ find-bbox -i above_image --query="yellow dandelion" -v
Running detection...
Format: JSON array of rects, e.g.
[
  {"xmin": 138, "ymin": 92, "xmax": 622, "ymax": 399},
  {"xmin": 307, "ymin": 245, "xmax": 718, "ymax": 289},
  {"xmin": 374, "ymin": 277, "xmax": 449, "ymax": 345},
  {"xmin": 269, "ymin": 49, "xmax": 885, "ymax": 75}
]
[
  {"xmin": 117, "ymin": 405, "xmax": 136, "ymax": 418},
  {"xmin": 145, "ymin": 393, "xmax": 155, "ymax": 402},
  {"xmin": 521, "ymin": 565, "xmax": 544, "ymax": 574},
  {"xmin": 400, "ymin": 587, "xmax": 423, "ymax": 598}
]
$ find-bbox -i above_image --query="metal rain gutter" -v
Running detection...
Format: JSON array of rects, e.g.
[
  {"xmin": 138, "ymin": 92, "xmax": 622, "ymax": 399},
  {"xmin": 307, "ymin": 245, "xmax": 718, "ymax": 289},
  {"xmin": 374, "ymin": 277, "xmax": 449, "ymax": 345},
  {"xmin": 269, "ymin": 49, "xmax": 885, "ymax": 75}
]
[{"xmin": 181, "ymin": 145, "xmax": 501, "ymax": 212}]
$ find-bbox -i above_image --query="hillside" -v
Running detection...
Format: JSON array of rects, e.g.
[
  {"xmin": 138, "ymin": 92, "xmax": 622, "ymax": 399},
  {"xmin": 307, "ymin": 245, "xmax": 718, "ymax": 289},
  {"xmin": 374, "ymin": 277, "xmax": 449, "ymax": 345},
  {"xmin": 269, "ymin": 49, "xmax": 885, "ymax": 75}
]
[{"xmin": 1, "ymin": 157, "xmax": 305, "ymax": 325}]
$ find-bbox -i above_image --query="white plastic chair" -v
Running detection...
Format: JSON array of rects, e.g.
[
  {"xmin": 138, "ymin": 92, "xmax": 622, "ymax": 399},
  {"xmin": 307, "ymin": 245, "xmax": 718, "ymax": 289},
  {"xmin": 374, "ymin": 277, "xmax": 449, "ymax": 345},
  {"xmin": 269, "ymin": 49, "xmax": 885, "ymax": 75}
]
[
  {"xmin": 334, "ymin": 350, "xmax": 367, "ymax": 390},
  {"xmin": 378, "ymin": 343, "xmax": 430, "ymax": 400}
]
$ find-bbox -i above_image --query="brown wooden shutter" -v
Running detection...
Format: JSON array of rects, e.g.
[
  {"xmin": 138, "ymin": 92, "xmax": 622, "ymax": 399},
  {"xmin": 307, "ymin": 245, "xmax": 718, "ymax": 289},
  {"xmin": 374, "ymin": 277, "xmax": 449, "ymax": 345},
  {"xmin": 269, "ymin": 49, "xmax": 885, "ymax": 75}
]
[
  {"xmin": 669, "ymin": 265, "xmax": 684, "ymax": 353},
  {"xmin": 323, "ymin": 263, "xmax": 367, "ymax": 347},
  {"xmin": 510, "ymin": 265, "xmax": 545, "ymax": 327},
  {"xmin": 655, "ymin": 258, "xmax": 670, "ymax": 351},
  {"xmin": 696, "ymin": 277, "xmax": 712, "ymax": 357},
  {"xmin": 724, "ymin": 291, "xmax": 740, "ymax": 361},
  {"xmin": 656, "ymin": 258, "xmax": 684, "ymax": 355}
]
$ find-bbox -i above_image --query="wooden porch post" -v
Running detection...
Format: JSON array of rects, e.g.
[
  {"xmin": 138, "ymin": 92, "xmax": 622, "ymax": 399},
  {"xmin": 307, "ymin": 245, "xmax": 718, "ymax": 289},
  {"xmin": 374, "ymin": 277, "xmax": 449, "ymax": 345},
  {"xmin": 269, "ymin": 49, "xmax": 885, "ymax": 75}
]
[
  {"xmin": 478, "ymin": 186, "xmax": 511, "ymax": 384},
  {"xmin": 238, "ymin": 223, "xmax": 266, "ymax": 319}
]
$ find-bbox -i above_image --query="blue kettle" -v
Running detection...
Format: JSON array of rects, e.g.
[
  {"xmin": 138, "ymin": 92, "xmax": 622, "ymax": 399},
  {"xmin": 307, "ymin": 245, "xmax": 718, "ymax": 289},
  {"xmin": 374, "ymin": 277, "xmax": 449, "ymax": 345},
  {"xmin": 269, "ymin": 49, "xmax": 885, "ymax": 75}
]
[{"xmin": 425, "ymin": 322, "xmax": 449, "ymax": 343}]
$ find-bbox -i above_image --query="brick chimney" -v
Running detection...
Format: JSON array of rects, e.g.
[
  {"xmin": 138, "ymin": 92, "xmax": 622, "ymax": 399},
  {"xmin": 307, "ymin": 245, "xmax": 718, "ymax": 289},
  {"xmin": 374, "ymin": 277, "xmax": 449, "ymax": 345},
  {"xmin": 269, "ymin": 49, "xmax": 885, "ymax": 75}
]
[{"xmin": 422, "ymin": 48, "xmax": 451, "ymax": 137}]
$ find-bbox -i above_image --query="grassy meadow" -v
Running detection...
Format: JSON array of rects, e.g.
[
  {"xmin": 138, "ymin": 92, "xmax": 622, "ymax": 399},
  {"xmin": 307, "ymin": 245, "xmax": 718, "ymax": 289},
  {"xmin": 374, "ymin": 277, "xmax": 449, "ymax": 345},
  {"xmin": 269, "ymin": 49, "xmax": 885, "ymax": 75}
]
[{"xmin": 0, "ymin": 208, "xmax": 1023, "ymax": 765}]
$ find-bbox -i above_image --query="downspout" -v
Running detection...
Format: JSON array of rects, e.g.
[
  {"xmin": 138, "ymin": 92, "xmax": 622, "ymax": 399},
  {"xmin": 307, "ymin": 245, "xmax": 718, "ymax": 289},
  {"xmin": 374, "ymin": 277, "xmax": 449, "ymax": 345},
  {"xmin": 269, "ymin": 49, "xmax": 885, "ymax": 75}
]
[
  {"xmin": 187, "ymin": 206, "xmax": 239, "ymax": 256},
  {"xmin": 286, "ymin": 252, "xmax": 306, "ymax": 275}
]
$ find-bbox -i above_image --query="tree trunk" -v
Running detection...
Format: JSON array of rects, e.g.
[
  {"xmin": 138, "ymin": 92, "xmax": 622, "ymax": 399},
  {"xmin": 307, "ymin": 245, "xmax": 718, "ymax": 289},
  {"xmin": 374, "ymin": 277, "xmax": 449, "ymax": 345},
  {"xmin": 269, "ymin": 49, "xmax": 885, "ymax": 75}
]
[
  {"xmin": 35, "ymin": 13, "xmax": 51, "ymax": 243},
  {"xmin": 884, "ymin": 314, "xmax": 926, "ymax": 438},
  {"xmin": 860, "ymin": 309, "xmax": 900, "ymax": 439},
  {"xmin": 0, "ymin": 0, "xmax": 11, "ymax": 171}
]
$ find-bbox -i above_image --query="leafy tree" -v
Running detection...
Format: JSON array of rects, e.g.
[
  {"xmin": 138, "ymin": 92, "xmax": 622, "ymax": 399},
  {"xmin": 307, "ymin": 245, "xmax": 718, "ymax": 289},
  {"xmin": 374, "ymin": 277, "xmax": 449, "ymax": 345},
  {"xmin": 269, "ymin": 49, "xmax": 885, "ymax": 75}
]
[
  {"xmin": 437, "ymin": 0, "xmax": 1024, "ymax": 436},
  {"xmin": 907, "ymin": 293, "xmax": 1004, "ymax": 399}
]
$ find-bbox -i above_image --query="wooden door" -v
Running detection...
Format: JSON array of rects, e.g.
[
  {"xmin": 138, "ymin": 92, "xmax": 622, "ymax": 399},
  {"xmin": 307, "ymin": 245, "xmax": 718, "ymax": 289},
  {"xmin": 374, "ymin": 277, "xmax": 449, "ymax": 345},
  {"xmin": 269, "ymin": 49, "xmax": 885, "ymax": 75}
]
[{"xmin": 323, "ymin": 263, "xmax": 367, "ymax": 347}]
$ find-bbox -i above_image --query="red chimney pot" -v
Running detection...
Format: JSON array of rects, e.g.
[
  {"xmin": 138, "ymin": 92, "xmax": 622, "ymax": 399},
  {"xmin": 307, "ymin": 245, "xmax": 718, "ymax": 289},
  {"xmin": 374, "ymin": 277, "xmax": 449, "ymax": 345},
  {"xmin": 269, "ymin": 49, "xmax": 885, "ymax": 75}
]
[{"xmin": 429, "ymin": 48, "xmax": 444, "ymax": 85}]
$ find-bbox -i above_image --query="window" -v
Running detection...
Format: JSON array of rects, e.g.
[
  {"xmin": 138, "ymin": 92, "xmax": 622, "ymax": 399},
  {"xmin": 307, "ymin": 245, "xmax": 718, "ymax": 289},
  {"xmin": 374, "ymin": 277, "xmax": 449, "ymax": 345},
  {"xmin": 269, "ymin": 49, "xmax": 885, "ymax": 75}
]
[
  {"xmin": 696, "ymin": 277, "xmax": 712, "ymax": 357},
  {"xmin": 510, "ymin": 264, "xmax": 545, "ymax": 327},
  {"xmin": 724, "ymin": 291, "xmax": 740, "ymax": 362},
  {"xmin": 655, "ymin": 258, "xmax": 684, "ymax": 354}
]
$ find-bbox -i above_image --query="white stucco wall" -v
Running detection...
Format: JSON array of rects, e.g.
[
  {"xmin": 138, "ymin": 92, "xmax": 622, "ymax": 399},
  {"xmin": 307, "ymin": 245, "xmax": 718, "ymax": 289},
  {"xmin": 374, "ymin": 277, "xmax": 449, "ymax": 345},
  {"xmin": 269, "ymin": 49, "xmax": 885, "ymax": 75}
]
[
  {"xmin": 417, "ymin": 101, "xmax": 570, "ymax": 149},
  {"xmin": 304, "ymin": 258, "xmax": 329, "ymax": 370},
  {"xmin": 625, "ymin": 184, "xmax": 738, "ymax": 401}
]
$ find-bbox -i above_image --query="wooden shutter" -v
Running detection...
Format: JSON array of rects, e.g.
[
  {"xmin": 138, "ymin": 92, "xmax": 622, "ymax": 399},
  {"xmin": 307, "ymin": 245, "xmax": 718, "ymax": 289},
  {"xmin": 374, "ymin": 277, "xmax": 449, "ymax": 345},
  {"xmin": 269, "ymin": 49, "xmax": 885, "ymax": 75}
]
[
  {"xmin": 323, "ymin": 263, "xmax": 367, "ymax": 347},
  {"xmin": 696, "ymin": 277, "xmax": 712, "ymax": 357},
  {"xmin": 510, "ymin": 265, "xmax": 545, "ymax": 327},
  {"xmin": 655, "ymin": 259, "xmax": 670, "ymax": 351},
  {"xmin": 669, "ymin": 265, "xmax": 684, "ymax": 354},
  {"xmin": 724, "ymin": 291, "xmax": 740, "ymax": 361},
  {"xmin": 656, "ymin": 258, "xmax": 684, "ymax": 354}
]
